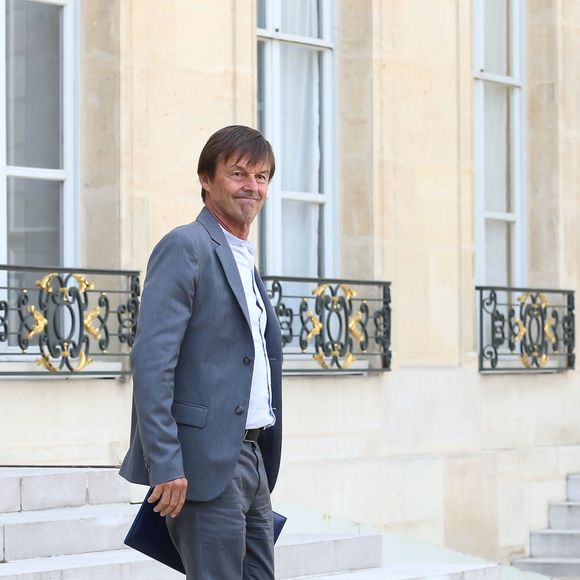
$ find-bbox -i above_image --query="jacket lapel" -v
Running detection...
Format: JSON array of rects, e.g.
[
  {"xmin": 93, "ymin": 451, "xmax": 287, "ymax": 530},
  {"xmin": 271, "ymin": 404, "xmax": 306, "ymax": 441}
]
[{"xmin": 197, "ymin": 208, "xmax": 251, "ymax": 328}]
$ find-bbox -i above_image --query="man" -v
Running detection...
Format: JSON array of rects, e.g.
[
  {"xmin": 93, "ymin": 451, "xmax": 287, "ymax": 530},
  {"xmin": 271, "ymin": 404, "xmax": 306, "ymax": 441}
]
[{"xmin": 120, "ymin": 125, "xmax": 283, "ymax": 579}]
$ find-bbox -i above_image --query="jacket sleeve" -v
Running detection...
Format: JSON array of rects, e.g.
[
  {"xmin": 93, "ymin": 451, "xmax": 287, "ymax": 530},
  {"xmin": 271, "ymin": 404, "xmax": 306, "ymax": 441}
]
[{"xmin": 130, "ymin": 228, "xmax": 198, "ymax": 486}]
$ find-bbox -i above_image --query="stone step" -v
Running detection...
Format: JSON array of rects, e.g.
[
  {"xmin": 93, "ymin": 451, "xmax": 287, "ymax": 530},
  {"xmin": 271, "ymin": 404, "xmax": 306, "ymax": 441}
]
[
  {"xmin": 276, "ymin": 532, "xmax": 382, "ymax": 579},
  {"xmin": 550, "ymin": 502, "xmax": 580, "ymax": 529},
  {"xmin": 530, "ymin": 529, "xmax": 580, "ymax": 558},
  {"xmin": 0, "ymin": 502, "xmax": 138, "ymax": 560},
  {"xmin": 513, "ymin": 557, "xmax": 580, "ymax": 577},
  {"xmin": 568, "ymin": 475, "xmax": 580, "ymax": 502},
  {"xmin": 0, "ymin": 549, "xmax": 182, "ymax": 579},
  {"xmin": 0, "ymin": 467, "xmax": 130, "ymax": 513},
  {"xmin": 294, "ymin": 564, "xmax": 500, "ymax": 580},
  {"xmin": 0, "ymin": 532, "xmax": 382, "ymax": 579}
]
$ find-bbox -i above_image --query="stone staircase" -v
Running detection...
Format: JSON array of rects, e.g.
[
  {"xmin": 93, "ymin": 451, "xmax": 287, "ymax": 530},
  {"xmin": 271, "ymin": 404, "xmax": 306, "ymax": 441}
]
[
  {"xmin": 514, "ymin": 473, "xmax": 580, "ymax": 577},
  {"xmin": 0, "ymin": 467, "xmax": 383, "ymax": 579},
  {"xmin": 0, "ymin": 467, "xmax": 502, "ymax": 579}
]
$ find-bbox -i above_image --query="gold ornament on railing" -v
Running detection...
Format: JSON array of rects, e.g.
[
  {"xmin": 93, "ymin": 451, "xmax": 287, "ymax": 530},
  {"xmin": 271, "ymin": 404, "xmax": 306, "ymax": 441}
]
[
  {"xmin": 84, "ymin": 307, "xmax": 103, "ymax": 340},
  {"xmin": 27, "ymin": 306, "xmax": 48, "ymax": 340}
]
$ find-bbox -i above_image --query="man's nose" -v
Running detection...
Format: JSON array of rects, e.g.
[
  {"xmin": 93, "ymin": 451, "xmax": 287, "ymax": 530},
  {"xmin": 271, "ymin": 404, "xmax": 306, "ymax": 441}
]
[{"xmin": 242, "ymin": 175, "xmax": 258, "ymax": 191}]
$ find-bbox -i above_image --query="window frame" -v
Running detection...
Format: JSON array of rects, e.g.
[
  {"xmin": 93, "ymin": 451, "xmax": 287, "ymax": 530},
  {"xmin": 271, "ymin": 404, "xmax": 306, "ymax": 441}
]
[
  {"xmin": 474, "ymin": 0, "xmax": 526, "ymax": 287},
  {"xmin": 257, "ymin": 0, "xmax": 337, "ymax": 277},
  {"xmin": 0, "ymin": 0, "xmax": 79, "ymax": 269}
]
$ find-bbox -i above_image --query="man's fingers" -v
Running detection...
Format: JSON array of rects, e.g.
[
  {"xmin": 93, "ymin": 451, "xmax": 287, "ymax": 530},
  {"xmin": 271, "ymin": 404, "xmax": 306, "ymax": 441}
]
[
  {"xmin": 169, "ymin": 485, "xmax": 187, "ymax": 518},
  {"xmin": 147, "ymin": 485, "xmax": 163, "ymax": 504},
  {"xmin": 149, "ymin": 478, "xmax": 187, "ymax": 516},
  {"xmin": 159, "ymin": 486, "xmax": 177, "ymax": 516}
]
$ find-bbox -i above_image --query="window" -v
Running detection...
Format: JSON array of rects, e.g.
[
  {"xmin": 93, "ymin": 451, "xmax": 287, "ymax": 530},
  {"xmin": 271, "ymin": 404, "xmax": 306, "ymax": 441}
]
[
  {"xmin": 0, "ymin": 0, "xmax": 78, "ymax": 277},
  {"xmin": 474, "ymin": 0, "xmax": 525, "ymax": 287},
  {"xmin": 257, "ymin": 0, "xmax": 336, "ymax": 277}
]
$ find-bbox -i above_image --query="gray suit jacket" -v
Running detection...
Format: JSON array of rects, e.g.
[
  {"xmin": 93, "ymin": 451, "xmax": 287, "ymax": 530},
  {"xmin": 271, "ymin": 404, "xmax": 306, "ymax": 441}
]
[{"xmin": 120, "ymin": 208, "xmax": 283, "ymax": 502}]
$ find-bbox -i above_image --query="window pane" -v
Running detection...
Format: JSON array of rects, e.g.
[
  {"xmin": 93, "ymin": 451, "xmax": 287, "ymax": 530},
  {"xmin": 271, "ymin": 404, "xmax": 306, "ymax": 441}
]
[
  {"xmin": 257, "ymin": 0, "xmax": 266, "ymax": 28},
  {"xmin": 257, "ymin": 41, "xmax": 265, "ymax": 132},
  {"xmin": 282, "ymin": 200, "xmax": 320, "ymax": 277},
  {"xmin": 6, "ymin": 0, "xmax": 63, "ymax": 169},
  {"xmin": 7, "ymin": 177, "xmax": 61, "ymax": 267},
  {"xmin": 280, "ymin": 44, "xmax": 321, "ymax": 193},
  {"xmin": 484, "ymin": 83, "xmax": 511, "ymax": 213},
  {"xmin": 281, "ymin": 0, "xmax": 321, "ymax": 38},
  {"xmin": 485, "ymin": 219, "xmax": 512, "ymax": 287},
  {"xmin": 484, "ymin": 0, "xmax": 511, "ymax": 76}
]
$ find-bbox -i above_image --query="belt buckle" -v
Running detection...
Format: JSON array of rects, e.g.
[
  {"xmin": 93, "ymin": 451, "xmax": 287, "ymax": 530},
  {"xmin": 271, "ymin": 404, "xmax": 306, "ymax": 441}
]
[{"xmin": 244, "ymin": 427, "xmax": 262, "ymax": 443}]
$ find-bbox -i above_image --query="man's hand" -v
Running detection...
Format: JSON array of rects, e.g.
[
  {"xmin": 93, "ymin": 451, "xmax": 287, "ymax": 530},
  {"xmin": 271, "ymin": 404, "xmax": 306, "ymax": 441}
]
[{"xmin": 148, "ymin": 477, "xmax": 188, "ymax": 518}]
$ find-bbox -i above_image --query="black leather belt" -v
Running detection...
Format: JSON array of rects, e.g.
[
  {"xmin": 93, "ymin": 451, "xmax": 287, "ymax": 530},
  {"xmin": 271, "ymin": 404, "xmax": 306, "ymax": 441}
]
[{"xmin": 243, "ymin": 428, "xmax": 264, "ymax": 443}]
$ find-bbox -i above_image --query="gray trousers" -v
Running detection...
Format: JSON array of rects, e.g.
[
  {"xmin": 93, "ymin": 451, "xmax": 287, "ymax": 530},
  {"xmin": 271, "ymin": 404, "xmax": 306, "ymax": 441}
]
[{"xmin": 166, "ymin": 441, "xmax": 275, "ymax": 579}]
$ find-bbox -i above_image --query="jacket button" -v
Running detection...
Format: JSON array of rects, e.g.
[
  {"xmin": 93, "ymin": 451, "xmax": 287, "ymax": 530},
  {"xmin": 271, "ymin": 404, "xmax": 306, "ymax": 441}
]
[
  {"xmin": 243, "ymin": 357, "xmax": 252, "ymax": 366},
  {"xmin": 235, "ymin": 405, "xmax": 245, "ymax": 415}
]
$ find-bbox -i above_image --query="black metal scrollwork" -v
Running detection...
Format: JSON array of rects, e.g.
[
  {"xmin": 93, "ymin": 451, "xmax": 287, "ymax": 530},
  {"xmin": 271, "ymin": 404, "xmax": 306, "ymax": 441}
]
[
  {"xmin": 481, "ymin": 290, "xmax": 503, "ymax": 369},
  {"xmin": 0, "ymin": 266, "xmax": 139, "ymax": 376},
  {"xmin": 374, "ymin": 285, "xmax": 391, "ymax": 369},
  {"xmin": 478, "ymin": 286, "xmax": 575, "ymax": 372},
  {"xmin": 0, "ymin": 300, "xmax": 7, "ymax": 342},
  {"xmin": 563, "ymin": 293, "xmax": 575, "ymax": 369},
  {"xmin": 118, "ymin": 274, "xmax": 140, "ymax": 348},
  {"xmin": 25, "ymin": 273, "xmax": 94, "ymax": 372},
  {"xmin": 267, "ymin": 280, "xmax": 293, "ymax": 346},
  {"xmin": 264, "ymin": 277, "xmax": 391, "ymax": 372}
]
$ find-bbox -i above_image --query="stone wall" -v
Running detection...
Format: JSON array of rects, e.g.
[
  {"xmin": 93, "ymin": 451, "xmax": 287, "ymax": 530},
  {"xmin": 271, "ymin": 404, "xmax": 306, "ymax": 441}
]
[
  {"xmin": 1, "ymin": 0, "xmax": 579, "ymax": 566},
  {"xmin": 272, "ymin": 0, "xmax": 580, "ymax": 564}
]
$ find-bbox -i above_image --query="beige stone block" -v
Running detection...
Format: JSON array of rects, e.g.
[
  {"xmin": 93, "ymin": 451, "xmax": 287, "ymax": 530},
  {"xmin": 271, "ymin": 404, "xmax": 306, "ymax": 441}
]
[
  {"xmin": 557, "ymin": 446, "xmax": 580, "ymax": 478},
  {"xmin": 480, "ymin": 375, "xmax": 580, "ymax": 450},
  {"xmin": 428, "ymin": 247, "xmax": 460, "ymax": 363},
  {"xmin": 337, "ymin": 460, "xmax": 384, "ymax": 524},
  {"xmin": 281, "ymin": 375, "xmax": 383, "ymax": 437},
  {"xmin": 80, "ymin": 0, "xmax": 121, "ymax": 270},
  {"xmin": 381, "ymin": 367, "xmax": 480, "ymax": 456},
  {"xmin": 382, "ymin": 519, "xmax": 444, "ymax": 547},
  {"xmin": 379, "ymin": 457, "xmax": 444, "ymax": 526},
  {"xmin": 412, "ymin": 199, "xmax": 459, "ymax": 247},
  {"xmin": 391, "ymin": 0, "xmax": 457, "ymax": 66},
  {"xmin": 282, "ymin": 433, "xmax": 379, "ymax": 463},
  {"xmin": 414, "ymin": 165, "xmax": 459, "ymax": 203},
  {"xmin": 496, "ymin": 480, "xmax": 529, "ymax": 549},
  {"xmin": 0, "ymin": 379, "xmax": 132, "ymax": 466},
  {"xmin": 379, "ymin": 460, "xmax": 406, "ymax": 524},
  {"xmin": 340, "ymin": 235, "xmax": 375, "ymax": 281},
  {"xmin": 275, "ymin": 455, "xmax": 443, "ymax": 536},
  {"xmin": 496, "ymin": 448, "xmax": 559, "ymax": 482},
  {"xmin": 394, "ymin": 244, "xmax": 432, "ymax": 364},
  {"xmin": 444, "ymin": 455, "xmax": 498, "ymax": 561},
  {"xmin": 274, "ymin": 458, "xmax": 383, "ymax": 526},
  {"xmin": 528, "ymin": 479, "xmax": 565, "ymax": 531}
]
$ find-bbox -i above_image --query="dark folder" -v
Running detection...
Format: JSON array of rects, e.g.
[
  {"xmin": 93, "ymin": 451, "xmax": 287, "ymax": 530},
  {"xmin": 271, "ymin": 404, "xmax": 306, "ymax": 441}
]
[{"xmin": 124, "ymin": 488, "xmax": 287, "ymax": 574}]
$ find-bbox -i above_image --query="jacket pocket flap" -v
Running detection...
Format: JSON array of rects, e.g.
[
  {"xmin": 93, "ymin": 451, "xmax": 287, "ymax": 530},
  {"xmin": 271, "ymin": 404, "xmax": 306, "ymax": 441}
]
[{"xmin": 172, "ymin": 401, "xmax": 208, "ymax": 428}]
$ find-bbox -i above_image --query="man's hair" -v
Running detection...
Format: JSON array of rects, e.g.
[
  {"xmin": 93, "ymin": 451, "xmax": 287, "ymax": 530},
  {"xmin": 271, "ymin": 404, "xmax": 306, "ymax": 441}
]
[{"xmin": 197, "ymin": 125, "xmax": 276, "ymax": 201}]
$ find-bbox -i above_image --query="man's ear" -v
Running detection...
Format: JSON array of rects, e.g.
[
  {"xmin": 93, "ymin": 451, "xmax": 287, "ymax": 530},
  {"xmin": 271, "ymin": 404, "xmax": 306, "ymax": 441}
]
[{"xmin": 199, "ymin": 173, "xmax": 211, "ymax": 191}]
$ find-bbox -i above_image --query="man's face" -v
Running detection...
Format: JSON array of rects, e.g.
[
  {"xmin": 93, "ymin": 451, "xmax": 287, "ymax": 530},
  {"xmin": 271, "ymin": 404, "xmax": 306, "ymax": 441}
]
[{"xmin": 200, "ymin": 155, "xmax": 271, "ymax": 239}]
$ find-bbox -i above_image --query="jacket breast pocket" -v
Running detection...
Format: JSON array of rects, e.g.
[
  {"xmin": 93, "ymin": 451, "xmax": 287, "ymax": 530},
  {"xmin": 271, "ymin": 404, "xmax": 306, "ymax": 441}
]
[{"xmin": 172, "ymin": 400, "xmax": 208, "ymax": 429}]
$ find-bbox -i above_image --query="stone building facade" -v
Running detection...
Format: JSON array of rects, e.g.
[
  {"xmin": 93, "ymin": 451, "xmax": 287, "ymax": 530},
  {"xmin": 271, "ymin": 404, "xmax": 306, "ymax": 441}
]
[{"xmin": 1, "ymin": 0, "xmax": 579, "ymax": 564}]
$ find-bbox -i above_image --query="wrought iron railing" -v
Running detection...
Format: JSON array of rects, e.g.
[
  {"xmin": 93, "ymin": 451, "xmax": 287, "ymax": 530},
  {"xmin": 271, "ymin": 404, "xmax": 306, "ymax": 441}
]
[
  {"xmin": 0, "ymin": 265, "xmax": 139, "ymax": 376},
  {"xmin": 477, "ymin": 286, "xmax": 575, "ymax": 372},
  {"xmin": 263, "ymin": 276, "xmax": 391, "ymax": 373}
]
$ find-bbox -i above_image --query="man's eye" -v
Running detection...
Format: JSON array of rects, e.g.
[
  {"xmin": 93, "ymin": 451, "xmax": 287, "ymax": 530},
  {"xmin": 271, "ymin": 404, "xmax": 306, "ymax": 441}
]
[{"xmin": 256, "ymin": 175, "xmax": 267, "ymax": 182}]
